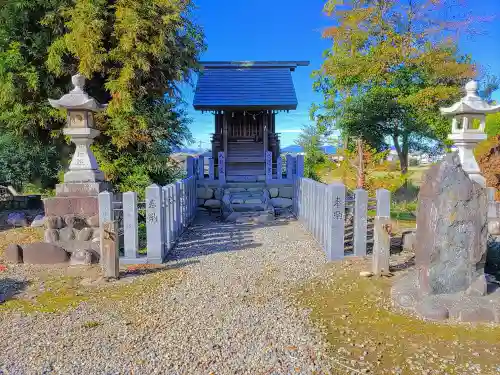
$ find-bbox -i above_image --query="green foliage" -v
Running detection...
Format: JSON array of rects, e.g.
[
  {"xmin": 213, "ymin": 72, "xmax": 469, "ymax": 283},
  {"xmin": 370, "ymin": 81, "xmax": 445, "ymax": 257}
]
[
  {"xmin": 0, "ymin": 0, "xmax": 205, "ymax": 192},
  {"xmin": 297, "ymin": 124, "xmax": 326, "ymax": 181},
  {"xmin": 0, "ymin": 132, "xmax": 62, "ymax": 190},
  {"xmin": 313, "ymin": 0, "xmax": 476, "ymax": 174},
  {"xmin": 486, "ymin": 113, "xmax": 500, "ymax": 138}
]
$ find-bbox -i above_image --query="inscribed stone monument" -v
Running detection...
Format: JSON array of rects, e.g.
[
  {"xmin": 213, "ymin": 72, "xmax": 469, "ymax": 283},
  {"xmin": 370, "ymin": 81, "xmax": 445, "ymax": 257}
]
[{"xmin": 415, "ymin": 152, "xmax": 487, "ymax": 295}]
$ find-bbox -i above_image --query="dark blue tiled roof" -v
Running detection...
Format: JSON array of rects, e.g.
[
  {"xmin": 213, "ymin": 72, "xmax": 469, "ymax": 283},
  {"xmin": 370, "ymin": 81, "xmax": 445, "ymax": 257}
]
[{"xmin": 193, "ymin": 66, "xmax": 300, "ymax": 110}]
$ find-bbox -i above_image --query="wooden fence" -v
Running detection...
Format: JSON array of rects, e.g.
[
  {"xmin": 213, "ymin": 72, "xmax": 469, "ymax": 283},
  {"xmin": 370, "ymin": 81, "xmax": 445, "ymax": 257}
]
[
  {"xmin": 193, "ymin": 152, "xmax": 305, "ymax": 183},
  {"xmin": 293, "ymin": 177, "xmax": 391, "ymax": 260},
  {"xmin": 98, "ymin": 176, "xmax": 197, "ymax": 264}
]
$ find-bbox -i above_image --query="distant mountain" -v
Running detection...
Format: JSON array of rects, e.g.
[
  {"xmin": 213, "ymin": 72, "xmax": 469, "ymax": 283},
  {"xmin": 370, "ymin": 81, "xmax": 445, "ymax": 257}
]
[
  {"xmin": 281, "ymin": 145, "xmax": 337, "ymax": 154},
  {"xmin": 281, "ymin": 145, "xmax": 303, "ymax": 153},
  {"xmin": 172, "ymin": 146, "xmax": 209, "ymax": 155}
]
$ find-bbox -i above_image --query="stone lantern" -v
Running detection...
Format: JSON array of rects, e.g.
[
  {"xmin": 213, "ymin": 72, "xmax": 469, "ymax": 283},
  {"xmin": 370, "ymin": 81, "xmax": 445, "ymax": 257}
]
[
  {"xmin": 44, "ymin": 74, "xmax": 110, "ymax": 219},
  {"xmin": 440, "ymin": 80, "xmax": 500, "ymax": 187},
  {"xmin": 49, "ymin": 73, "xmax": 106, "ymax": 183}
]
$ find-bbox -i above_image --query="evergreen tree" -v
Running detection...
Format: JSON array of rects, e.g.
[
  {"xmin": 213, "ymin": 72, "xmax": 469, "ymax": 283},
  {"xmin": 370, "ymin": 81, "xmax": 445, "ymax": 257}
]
[{"xmin": 0, "ymin": 0, "xmax": 205, "ymax": 192}]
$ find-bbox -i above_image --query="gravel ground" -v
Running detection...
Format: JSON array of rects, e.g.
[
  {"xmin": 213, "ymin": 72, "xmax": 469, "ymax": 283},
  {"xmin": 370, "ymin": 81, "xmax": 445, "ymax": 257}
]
[{"xmin": 0, "ymin": 213, "xmax": 334, "ymax": 374}]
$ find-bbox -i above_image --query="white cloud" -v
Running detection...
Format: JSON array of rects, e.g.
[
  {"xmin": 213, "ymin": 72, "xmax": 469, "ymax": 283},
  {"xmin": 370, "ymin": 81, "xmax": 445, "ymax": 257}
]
[{"xmin": 279, "ymin": 129, "xmax": 302, "ymax": 133}]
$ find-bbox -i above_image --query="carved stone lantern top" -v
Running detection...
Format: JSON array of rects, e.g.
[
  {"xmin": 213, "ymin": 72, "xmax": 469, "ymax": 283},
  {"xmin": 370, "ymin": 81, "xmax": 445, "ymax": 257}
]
[
  {"xmin": 49, "ymin": 74, "xmax": 106, "ymax": 112},
  {"xmin": 440, "ymin": 80, "xmax": 500, "ymax": 134}
]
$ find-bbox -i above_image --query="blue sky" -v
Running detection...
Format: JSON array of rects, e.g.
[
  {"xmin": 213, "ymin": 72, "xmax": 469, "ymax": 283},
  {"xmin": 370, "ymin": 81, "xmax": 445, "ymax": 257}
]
[{"xmin": 182, "ymin": 0, "xmax": 500, "ymax": 148}]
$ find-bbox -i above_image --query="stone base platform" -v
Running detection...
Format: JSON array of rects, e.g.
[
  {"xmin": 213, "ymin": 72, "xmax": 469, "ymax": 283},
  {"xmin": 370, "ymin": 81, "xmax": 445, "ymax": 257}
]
[
  {"xmin": 44, "ymin": 196, "xmax": 99, "ymax": 217},
  {"xmin": 392, "ymin": 270, "xmax": 500, "ymax": 323}
]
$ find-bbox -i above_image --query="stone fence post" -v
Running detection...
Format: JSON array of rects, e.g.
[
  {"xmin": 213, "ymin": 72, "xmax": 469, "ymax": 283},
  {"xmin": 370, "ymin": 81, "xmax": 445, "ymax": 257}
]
[
  {"xmin": 353, "ymin": 188, "xmax": 368, "ymax": 256},
  {"xmin": 326, "ymin": 183, "xmax": 346, "ymax": 261},
  {"xmin": 146, "ymin": 184, "xmax": 164, "ymax": 264},
  {"xmin": 122, "ymin": 191, "xmax": 138, "ymax": 261},
  {"xmin": 376, "ymin": 189, "xmax": 391, "ymax": 217}
]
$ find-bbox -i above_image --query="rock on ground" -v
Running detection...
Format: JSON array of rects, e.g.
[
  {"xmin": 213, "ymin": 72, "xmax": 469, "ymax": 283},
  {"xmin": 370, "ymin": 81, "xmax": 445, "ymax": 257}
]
[{"xmin": 0, "ymin": 213, "xmax": 333, "ymax": 374}]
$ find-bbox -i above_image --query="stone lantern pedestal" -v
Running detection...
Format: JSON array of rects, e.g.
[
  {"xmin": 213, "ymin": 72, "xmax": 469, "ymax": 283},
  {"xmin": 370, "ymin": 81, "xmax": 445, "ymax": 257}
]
[{"xmin": 44, "ymin": 74, "xmax": 110, "ymax": 218}]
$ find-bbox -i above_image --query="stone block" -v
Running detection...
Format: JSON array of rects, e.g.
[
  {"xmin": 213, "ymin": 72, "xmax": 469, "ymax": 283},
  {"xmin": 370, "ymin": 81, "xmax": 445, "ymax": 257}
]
[
  {"xmin": 70, "ymin": 249, "xmax": 99, "ymax": 266},
  {"xmin": 466, "ymin": 275, "xmax": 487, "ymax": 296},
  {"xmin": 402, "ymin": 231, "xmax": 416, "ymax": 252},
  {"xmin": 30, "ymin": 215, "xmax": 45, "ymax": 228},
  {"xmin": 269, "ymin": 188, "xmax": 279, "ymax": 198},
  {"xmin": 488, "ymin": 219, "xmax": 500, "ymax": 235},
  {"xmin": 44, "ymin": 196, "xmax": 99, "ymax": 217},
  {"xmin": 227, "ymin": 188, "xmax": 246, "ymax": 193},
  {"xmin": 59, "ymin": 227, "xmax": 76, "ymax": 241},
  {"xmin": 86, "ymin": 215, "xmax": 99, "ymax": 228},
  {"xmin": 197, "ymin": 187, "xmax": 214, "ymax": 200},
  {"xmin": 45, "ymin": 216, "xmax": 63, "ymax": 229},
  {"xmin": 231, "ymin": 198, "xmax": 244, "ymax": 204},
  {"xmin": 214, "ymin": 189, "xmax": 223, "ymax": 200},
  {"xmin": 44, "ymin": 229, "xmax": 59, "ymax": 243},
  {"xmin": 204, "ymin": 199, "xmax": 221, "ymax": 209},
  {"xmin": 6, "ymin": 212, "xmax": 28, "ymax": 227},
  {"xmin": 373, "ymin": 216, "xmax": 391, "ymax": 275},
  {"xmin": 245, "ymin": 199, "xmax": 262, "ymax": 204},
  {"xmin": 415, "ymin": 298, "xmax": 449, "ymax": 321},
  {"xmin": 270, "ymin": 198, "xmax": 293, "ymax": 208},
  {"xmin": 77, "ymin": 227, "xmax": 93, "ymax": 241},
  {"xmin": 22, "ymin": 243, "xmax": 70, "ymax": 264},
  {"xmin": 197, "ymin": 198, "xmax": 206, "ymax": 206},
  {"xmin": 279, "ymin": 187, "xmax": 294, "ymax": 199},
  {"xmin": 4, "ymin": 244, "xmax": 23, "ymax": 263},
  {"xmin": 55, "ymin": 182, "xmax": 111, "ymax": 197},
  {"xmin": 226, "ymin": 212, "xmax": 241, "ymax": 222}
]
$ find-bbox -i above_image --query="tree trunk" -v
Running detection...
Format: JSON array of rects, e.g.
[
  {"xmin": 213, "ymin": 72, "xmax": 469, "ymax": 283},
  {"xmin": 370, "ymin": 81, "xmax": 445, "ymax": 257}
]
[
  {"xmin": 356, "ymin": 138, "xmax": 365, "ymax": 188},
  {"xmin": 392, "ymin": 134, "xmax": 409, "ymax": 175}
]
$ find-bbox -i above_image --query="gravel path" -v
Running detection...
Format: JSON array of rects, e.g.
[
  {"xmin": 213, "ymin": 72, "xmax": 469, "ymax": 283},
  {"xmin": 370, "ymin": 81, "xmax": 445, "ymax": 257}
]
[{"xmin": 0, "ymin": 214, "xmax": 334, "ymax": 374}]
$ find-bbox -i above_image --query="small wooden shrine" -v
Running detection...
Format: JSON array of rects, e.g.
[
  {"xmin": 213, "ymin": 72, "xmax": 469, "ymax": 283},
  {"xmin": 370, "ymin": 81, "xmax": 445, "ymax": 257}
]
[{"xmin": 193, "ymin": 61, "xmax": 309, "ymax": 182}]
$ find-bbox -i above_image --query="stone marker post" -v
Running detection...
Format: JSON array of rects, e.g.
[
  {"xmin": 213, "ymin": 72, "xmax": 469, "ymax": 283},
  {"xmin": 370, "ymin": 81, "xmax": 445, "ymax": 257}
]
[
  {"xmin": 198, "ymin": 155, "xmax": 205, "ymax": 179},
  {"xmin": 101, "ymin": 221, "xmax": 119, "ymax": 279},
  {"xmin": 327, "ymin": 183, "xmax": 346, "ymax": 261},
  {"xmin": 208, "ymin": 158, "xmax": 215, "ymax": 180},
  {"xmin": 218, "ymin": 152, "xmax": 226, "ymax": 185},
  {"xmin": 277, "ymin": 157, "xmax": 283, "ymax": 180},
  {"xmin": 122, "ymin": 191, "xmax": 138, "ymax": 261},
  {"xmin": 265, "ymin": 151, "xmax": 273, "ymax": 182},
  {"xmin": 376, "ymin": 189, "xmax": 391, "ymax": 218},
  {"xmin": 354, "ymin": 189, "xmax": 368, "ymax": 256},
  {"xmin": 146, "ymin": 184, "xmax": 164, "ymax": 264},
  {"xmin": 286, "ymin": 154, "xmax": 295, "ymax": 180},
  {"xmin": 373, "ymin": 216, "xmax": 391, "ymax": 275}
]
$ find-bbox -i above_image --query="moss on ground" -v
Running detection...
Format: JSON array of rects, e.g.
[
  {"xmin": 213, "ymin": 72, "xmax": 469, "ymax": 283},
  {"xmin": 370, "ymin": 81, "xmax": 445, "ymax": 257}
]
[
  {"xmin": 0, "ymin": 228, "xmax": 185, "ymax": 315},
  {"xmin": 296, "ymin": 259, "xmax": 500, "ymax": 374}
]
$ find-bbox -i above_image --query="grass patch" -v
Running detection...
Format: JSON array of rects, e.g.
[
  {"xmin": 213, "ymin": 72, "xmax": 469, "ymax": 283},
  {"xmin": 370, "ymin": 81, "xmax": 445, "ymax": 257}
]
[
  {"xmin": 296, "ymin": 260, "xmax": 500, "ymax": 374},
  {"xmin": 82, "ymin": 320, "xmax": 102, "ymax": 328}
]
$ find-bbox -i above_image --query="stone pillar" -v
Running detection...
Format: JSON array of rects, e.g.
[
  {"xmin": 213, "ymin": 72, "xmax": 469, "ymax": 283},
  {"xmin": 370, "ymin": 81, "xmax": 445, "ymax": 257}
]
[
  {"xmin": 277, "ymin": 157, "xmax": 283, "ymax": 179},
  {"xmin": 354, "ymin": 189, "xmax": 368, "ymax": 257},
  {"xmin": 326, "ymin": 183, "xmax": 346, "ymax": 261},
  {"xmin": 146, "ymin": 184, "xmax": 164, "ymax": 264},
  {"xmin": 101, "ymin": 221, "xmax": 119, "ymax": 279},
  {"xmin": 198, "ymin": 155, "xmax": 205, "ymax": 179},
  {"xmin": 286, "ymin": 154, "xmax": 295, "ymax": 180},
  {"xmin": 376, "ymin": 189, "xmax": 391, "ymax": 217},
  {"xmin": 265, "ymin": 151, "xmax": 273, "ymax": 182},
  {"xmin": 208, "ymin": 158, "xmax": 215, "ymax": 180},
  {"xmin": 296, "ymin": 154, "xmax": 305, "ymax": 178},
  {"xmin": 218, "ymin": 151, "xmax": 226, "ymax": 185},
  {"xmin": 122, "ymin": 191, "xmax": 138, "ymax": 261}
]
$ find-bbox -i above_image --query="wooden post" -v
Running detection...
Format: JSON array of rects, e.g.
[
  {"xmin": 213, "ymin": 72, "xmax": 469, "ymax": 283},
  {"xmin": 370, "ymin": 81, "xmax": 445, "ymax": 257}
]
[
  {"xmin": 277, "ymin": 157, "xmax": 283, "ymax": 179},
  {"xmin": 373, "ymin": 216, "xmax": 391, "ymax": 275},
  {"xmin": 101, "ymin": 221, "xmax": 119, "ymax": 279}
]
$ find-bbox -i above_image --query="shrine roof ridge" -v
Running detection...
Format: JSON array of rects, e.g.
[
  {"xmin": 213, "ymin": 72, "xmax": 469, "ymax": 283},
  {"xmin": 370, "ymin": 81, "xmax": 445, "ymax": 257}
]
[{"xmin": 199, "ymin": 61, "xmax": 310, "ymax": 71}]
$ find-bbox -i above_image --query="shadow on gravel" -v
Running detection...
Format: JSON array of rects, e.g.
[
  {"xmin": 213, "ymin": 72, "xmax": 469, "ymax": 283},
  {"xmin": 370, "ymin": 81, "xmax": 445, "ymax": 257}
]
[
  {"xmin": 0, "ymin": 278, "xmax": 30, "ymax": 304},
  {"xmin": 120, "ymin": 259, "xmax": 200, "ymax": 277},
  {"xmin": 168, "ymin": 213, "xmax": 292, "ymax": 261}
]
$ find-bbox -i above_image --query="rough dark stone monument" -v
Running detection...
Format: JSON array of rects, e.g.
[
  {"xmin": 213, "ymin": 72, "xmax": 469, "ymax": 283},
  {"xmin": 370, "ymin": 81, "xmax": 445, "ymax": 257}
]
[
  {"xmin": 392, "ymin": 153, "xmax": 500, "ymax": 323},
  {"xmin": 416, "ymin": 152, "xmax": 488, "ymax": 295}
]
